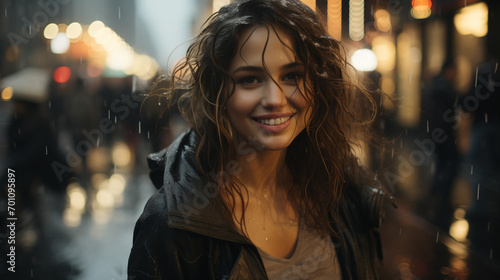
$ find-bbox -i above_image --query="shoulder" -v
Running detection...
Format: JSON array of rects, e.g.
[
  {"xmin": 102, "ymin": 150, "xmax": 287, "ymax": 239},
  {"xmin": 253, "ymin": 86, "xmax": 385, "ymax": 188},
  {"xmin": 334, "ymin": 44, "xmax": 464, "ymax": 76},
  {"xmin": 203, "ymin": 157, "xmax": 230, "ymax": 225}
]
[{"xmin": 127, "ymin": 188, "xmax": 213, "ymax": 279}]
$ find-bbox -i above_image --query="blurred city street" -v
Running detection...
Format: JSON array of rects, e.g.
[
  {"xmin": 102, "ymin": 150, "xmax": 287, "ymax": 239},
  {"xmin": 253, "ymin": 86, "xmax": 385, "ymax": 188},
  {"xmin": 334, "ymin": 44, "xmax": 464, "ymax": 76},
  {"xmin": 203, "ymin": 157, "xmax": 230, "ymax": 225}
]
[{"xmin": 1, "ymin": 0, "xmax": 500, "ymax": 279}]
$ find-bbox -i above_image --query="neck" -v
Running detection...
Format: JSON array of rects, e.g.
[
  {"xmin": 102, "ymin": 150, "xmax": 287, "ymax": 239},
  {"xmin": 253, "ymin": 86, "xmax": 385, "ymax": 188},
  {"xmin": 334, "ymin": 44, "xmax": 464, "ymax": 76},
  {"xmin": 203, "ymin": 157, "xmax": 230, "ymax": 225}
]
[{"xmin": 235, "ymin": 148, "xmax": 290, "ymax": 195}]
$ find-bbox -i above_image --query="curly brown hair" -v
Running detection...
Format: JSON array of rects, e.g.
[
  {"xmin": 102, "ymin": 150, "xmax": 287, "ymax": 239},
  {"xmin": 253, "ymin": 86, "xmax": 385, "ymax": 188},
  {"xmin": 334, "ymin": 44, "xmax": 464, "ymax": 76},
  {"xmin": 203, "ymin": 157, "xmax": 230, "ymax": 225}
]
[{"xmin": 151, "ymin": 0, "xmax": 381, "ymax": 236}]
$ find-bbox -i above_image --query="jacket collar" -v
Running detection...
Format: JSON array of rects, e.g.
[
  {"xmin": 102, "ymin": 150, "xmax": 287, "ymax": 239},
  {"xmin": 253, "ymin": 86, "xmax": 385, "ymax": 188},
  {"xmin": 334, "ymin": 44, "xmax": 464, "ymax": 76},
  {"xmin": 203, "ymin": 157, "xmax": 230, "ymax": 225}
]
[{"xmin": 148, "ymin": 130, "xmax": 252, "ymax": 244}]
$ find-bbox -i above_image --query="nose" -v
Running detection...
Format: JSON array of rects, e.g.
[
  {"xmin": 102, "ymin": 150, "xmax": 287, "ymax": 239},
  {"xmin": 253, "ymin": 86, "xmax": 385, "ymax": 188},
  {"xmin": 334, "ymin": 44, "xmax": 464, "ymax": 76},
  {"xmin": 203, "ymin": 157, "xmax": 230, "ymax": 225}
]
[{"xmin": 261, "ymin": 81, "xmax": 288, "ymax": 109}]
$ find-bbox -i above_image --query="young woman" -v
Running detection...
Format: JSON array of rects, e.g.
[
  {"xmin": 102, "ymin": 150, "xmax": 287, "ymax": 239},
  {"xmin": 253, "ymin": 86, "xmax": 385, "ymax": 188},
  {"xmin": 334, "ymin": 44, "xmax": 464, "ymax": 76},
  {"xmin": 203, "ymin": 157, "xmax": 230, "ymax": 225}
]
[{"xmin": 128, "ymin": 0, "xmax": 389, "ymax": 279}]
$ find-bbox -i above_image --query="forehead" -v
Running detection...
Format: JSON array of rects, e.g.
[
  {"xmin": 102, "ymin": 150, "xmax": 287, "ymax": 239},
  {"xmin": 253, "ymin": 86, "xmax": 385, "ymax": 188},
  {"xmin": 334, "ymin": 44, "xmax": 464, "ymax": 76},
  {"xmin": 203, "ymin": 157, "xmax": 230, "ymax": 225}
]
[{"xmin": 230, "ymin": 25, "xmax": 296, "ymax": 69}]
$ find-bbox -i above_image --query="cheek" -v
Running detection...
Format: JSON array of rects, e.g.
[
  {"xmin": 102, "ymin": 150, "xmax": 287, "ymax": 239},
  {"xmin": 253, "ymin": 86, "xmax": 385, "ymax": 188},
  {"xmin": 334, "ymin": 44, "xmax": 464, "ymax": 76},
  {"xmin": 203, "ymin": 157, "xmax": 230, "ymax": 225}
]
[{"xmin": 227, "ymin": 91, "xmax": 258, "ymax": 115}]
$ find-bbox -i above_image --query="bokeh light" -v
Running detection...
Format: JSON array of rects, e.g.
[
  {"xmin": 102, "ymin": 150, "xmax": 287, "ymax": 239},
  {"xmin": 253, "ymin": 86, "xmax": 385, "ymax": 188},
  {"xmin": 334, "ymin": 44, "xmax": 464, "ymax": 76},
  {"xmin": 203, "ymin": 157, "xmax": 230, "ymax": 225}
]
[
  {"xmin": 50, "ymin": 33, "xmax": 70, "ymax": 54},
  {"xmin": 1, "ymin": 87, "xmax": 14, "ymax": 101},
  {"xmin": 66, "ymin": 22, "xmax": 83, "ymax": 39},
  {"xmin": 53, "ymin": 66, "xmax": 72, "ymax": 83},
  {"xmin": 351, "ymin": 49, "xmax": 377, "ymax": 71},
  {"xmin": 43, "ymin": 23, "xmax": 59, "ymax": 39}
]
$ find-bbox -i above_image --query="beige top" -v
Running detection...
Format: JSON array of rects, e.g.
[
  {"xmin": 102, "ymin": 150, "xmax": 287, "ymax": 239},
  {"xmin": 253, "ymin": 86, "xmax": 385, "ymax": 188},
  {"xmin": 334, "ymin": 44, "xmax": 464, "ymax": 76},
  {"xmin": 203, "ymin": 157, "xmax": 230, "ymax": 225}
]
[{"xmin": 257, "ymin": 221, "xmax": 342, "ymax": 279}]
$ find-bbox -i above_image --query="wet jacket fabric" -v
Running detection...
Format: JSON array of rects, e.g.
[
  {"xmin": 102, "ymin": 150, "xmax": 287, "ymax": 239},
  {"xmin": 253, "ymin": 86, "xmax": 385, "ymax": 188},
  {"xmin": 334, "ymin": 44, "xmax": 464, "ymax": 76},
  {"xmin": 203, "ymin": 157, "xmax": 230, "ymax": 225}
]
[{"xmin": 128, "ymin": 130, "xmax": 386, "ymax": 279}]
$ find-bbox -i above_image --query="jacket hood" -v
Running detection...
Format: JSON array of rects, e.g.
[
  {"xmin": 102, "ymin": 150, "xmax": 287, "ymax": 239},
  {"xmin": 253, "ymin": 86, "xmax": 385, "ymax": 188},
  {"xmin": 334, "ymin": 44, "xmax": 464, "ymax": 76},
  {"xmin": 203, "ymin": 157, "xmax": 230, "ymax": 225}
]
[{"xmin": 147, "ymin": 130, "xmax": 251, "ymax": 244}]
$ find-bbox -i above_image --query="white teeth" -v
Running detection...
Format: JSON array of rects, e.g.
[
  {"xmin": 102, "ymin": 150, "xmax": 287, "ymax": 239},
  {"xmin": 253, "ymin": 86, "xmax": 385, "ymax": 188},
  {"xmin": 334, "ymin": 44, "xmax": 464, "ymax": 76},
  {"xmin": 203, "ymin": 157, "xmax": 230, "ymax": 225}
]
[{"xmin": 256, "ymin": 116, "xmax": 290, "ymax": 125}]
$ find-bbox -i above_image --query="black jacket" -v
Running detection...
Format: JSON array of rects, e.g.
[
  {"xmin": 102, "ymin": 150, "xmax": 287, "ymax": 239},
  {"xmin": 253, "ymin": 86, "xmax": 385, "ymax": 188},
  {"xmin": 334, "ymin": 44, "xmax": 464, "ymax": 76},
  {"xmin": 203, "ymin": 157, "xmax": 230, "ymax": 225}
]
[{"xmin": 128, "ymin": 130, "xmax": 386, "ymax": 279}]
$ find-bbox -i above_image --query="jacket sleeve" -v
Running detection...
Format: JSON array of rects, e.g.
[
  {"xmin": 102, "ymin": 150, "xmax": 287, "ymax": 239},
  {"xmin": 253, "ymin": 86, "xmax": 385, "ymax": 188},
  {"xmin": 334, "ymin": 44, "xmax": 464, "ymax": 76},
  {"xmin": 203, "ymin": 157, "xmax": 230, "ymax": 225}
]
[{"xmin": 127, "ymin": 190, "xmax": 184, "ymax": 280}]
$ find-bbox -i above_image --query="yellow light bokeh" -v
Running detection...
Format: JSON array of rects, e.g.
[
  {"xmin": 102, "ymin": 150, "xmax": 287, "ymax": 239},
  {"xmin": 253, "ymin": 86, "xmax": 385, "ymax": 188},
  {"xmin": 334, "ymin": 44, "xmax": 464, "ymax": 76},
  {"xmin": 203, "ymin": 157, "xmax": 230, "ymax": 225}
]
[
  {"xmin": 411, "ymin": 7, "xmax": 431, "ymax": 19},
  {"xmin": 1, "ymin": 87, "xmax": 14, "ymax": 101},
  {"xmin": 375, "ymin": 9, "xmax": 392, "ymax": 32},
  {"xmin": 454, "ymin": 2, "xmax": 488, "ymax": 37},
  {"xmin": 88, "ymin": 20, "xmax": 105, "ymax": 37},
  {"xmin": 44, "ymin": 23, "xmax": 59, "ymax": 39},
  {"xmin": 112, "ymin": 142, "xmax": 132, "ymax": 167},
  {"xmin": 66, "ymin": 22, "xmax": 83, "ymax": 39}
]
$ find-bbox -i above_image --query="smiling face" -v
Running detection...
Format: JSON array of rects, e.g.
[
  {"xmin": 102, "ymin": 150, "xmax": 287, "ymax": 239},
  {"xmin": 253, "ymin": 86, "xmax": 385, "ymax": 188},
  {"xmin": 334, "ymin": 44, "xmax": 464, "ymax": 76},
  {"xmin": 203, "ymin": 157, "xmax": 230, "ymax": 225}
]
[{"xmin": 227, "ymin": 25, "xmax": 312, "ymax": 151}]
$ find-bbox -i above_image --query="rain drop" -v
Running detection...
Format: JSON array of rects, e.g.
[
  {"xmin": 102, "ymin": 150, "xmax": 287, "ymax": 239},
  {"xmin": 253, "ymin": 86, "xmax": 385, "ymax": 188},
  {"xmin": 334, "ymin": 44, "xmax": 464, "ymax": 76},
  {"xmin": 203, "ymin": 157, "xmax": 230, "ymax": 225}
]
[
  {"xmin": 495, "ymin": 62, "xmax": 498, "ymax": 74},
  {"xmin": 490, "ymin": 249, "xmax": 493, "ymax": 259},
  {"xmin": 46, "ymin": 146, "xmax": 48, "ymax": 155},
  {"xmin": 426, "ymin": 120, "xmax": 429, "ymax": 133},
  {"xmin": 18, "ymin": 128, "xmax": 21, "ymax": 135},
  {"xmin": 5, "ymin": 8, "xmax": 7, "ymax": 17},
  {"xmin": 436, "ymin": 230, "xmax": 439, "ymax": 243},
  {"xmin": 485, "ymin": 113, "xmax": 488, "ymax": 123},
  {"xmin": 97, "ymin": 137, "xmax": 100, "ymax": 147},
  {"xmin": 108, "ymin": 110, "xmax": 110, "ymax": 119},
  {"xmin": 49, "ymin": 101, "xmax": 51, "ymax": 108},
  {"xmin": 476, "ymin": 183, "xmax": 480, "ymax": 200},
  {"xmin": 391, "ymin": 148, "xmax": 394, "ymax": 158},
  {"xmin": 147, "ymin": 131, "xmax": 150, "ymax": 139},
  {"xmin": 138, "ymin": 121, "xmax": 141, "ymax": 134},
  {"xmin": 118, "ymin": 7, "xmax": 121, "ymax": 19},
  {"xmin": 398, "ymin": 227, "xmax": 402, "ymax": 235},
  {"xmin": 158, "ymin": 102, "xmax": 161, "ymax": 106},
  {"xmin": 475, "ymin": 67, "xmax": 478, "ymax": 87},
  {"xmin": 471, "ymin": 165, "xmax": 474, "ymax": 175},
  {"xmin": 487, "ymin": 221, "xmax": 491, "ymax": 232},
  {"xmin": 114, "ymin": 116, "xmax": 117, "ymax": 123}
]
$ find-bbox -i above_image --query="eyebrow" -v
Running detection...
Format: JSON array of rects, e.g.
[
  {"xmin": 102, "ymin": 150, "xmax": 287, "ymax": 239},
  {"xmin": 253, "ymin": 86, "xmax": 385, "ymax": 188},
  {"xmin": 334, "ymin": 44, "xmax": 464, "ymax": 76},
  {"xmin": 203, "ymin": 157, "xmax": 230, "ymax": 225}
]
[{"xmin": 231, "ymin": 62, "xmax": 303, "ymax": 74}]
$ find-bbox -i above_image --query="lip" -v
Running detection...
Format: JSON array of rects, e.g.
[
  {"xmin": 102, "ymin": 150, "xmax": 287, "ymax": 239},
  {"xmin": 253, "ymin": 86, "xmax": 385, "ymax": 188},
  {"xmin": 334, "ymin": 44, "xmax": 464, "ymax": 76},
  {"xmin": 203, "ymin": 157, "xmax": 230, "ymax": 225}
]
[
  {"xmin": 251, "ymin": 113, "xmax": 295, "ymax": 133},
  {"xmin": 251, "ymin": 113, "xmax": 295, "ymax": 119}
]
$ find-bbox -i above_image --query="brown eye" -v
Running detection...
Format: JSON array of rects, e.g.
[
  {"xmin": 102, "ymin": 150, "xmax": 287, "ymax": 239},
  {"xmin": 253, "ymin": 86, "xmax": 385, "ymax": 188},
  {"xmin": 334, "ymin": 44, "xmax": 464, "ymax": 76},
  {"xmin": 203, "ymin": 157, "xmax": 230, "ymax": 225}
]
[
  {"xmin": 238, "ymin": 76, "xmax": 261, "ymax": 85},
  {"xmin": 283, "ymin": 72, "xmax": 303, "ymax": 82}
]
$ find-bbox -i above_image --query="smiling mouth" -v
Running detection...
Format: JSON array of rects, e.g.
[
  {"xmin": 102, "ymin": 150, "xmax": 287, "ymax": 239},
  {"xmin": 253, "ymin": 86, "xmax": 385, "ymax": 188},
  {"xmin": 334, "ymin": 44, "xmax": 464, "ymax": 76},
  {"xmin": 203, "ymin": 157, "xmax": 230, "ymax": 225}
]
[{"xmin": 253, "ymin": 115, "xmax": 293, "ymax": 125}]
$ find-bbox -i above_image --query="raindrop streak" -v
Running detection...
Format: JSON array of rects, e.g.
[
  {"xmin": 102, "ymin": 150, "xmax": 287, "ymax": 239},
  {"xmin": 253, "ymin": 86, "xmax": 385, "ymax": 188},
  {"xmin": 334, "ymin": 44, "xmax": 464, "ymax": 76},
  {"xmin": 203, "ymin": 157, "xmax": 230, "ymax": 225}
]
[
  {"xmin": 426, "ymin": 120, "xmax": 429, "ymax": 133},
  {"xmin": 436, "ymin": 231, "xmax": 439, "ymax": 243},
  {"xmin": 118, "ymin": 7, "xmax": 121, "ymax": 19},
  {"xmin": 487, "ymin": 221, "xmax": 491, "ymax": 232},
  {"xmin": 46, "ymin": 146, "xmax": 48, "ymax": 155},
  {"xmin": 147, "ymin": 131, "xmax": 150, "ymax": 139},
  {"xmin": 475, "ymin": 67, "xmax": 478, "ymax": 87},
  {"xmin": 485, "ymin": 113, "xmax": 488, "ymax": 123},
  {"xmin": 18, "ymin": 128, "xmax": 21, "ymax": 135},
  {"xmin": 495, "ymin": 62, "xmax": 498, "ymax": 74},
  {"xmin": 5, "ymin": 8, "xmax": 7, "ymax": 16},
  {"xmin": 477, "ymin": 183, "xmax": 480, "ymax": 200},
  {"xmin": 471, "ymin": 165, "xmax": 474, "ymax": 175},
  {"xmin": 97, "ymin": 137, "xmax": 100, "ymax": 147},
  {"xmin": 114, "ymin": 116, "xmax": 117, "ymax": 124},
  {"xmin": 138, "ymin": 121, "xmax": 141, "ymax": 134},
  {"xmin": 49, "ymin": 101, "xmax": 51, "ymax": 108},
  {"xmin": 391, "ymin": 148, "xmax": 394, "ymax": 158},
  {"xmin": 398, "ymin": 227, "xmax": 402, "ymax": 235},
  {"xmin": 108, "ymin": 110, "xmax": 110, "ymax": 119}
]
